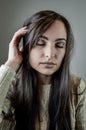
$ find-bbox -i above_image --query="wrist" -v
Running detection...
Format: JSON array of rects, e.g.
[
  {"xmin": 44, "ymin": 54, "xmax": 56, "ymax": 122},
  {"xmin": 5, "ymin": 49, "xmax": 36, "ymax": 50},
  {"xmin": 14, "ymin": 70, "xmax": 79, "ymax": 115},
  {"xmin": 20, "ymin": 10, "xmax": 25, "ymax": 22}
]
[{"xmin": 5, "ymin": 60, "xmax": 20, "ymax": 71}]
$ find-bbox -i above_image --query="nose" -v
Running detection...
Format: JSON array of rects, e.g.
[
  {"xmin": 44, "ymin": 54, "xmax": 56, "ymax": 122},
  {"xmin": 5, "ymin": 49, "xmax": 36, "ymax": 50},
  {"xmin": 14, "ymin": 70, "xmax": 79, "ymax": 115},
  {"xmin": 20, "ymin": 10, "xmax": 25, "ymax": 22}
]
[{"xmin": 45, "ymin": 45, "xmax": 56, "ymax": 59}]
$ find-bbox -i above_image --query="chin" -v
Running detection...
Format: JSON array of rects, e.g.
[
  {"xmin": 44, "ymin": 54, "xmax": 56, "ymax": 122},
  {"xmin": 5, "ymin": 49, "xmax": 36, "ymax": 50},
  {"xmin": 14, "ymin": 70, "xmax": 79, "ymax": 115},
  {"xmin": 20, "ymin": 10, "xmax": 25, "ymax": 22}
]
[{"xmin": 40, "ymin": 71, "xmax": 55, "ymax": 76}]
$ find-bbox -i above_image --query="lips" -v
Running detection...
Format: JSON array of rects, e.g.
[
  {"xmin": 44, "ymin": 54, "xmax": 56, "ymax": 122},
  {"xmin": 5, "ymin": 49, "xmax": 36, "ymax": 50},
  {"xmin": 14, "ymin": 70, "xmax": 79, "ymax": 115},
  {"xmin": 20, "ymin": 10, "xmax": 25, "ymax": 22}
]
[
  {"xmin": 41, "ymin": 62, "xmax": 56, "ymax": 65},
  {"xmin": 40, "ymin": 62, "xmax": 56, "ymax": 68}
]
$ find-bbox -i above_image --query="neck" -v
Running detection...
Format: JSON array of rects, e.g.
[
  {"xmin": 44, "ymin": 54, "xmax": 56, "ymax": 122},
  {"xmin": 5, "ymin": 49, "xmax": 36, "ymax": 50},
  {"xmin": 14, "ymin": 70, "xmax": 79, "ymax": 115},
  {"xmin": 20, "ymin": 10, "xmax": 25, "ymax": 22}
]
[{"xmin": 37, "ymin": 73, "xmax": 52, "ymax": 85}]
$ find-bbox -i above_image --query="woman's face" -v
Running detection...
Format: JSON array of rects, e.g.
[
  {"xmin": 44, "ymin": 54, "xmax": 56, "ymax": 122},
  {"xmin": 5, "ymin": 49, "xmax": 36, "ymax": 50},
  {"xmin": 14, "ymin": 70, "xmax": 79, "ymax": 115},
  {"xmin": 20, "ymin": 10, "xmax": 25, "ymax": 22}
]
[{"xmin": 29, "ymin": 20, "xmax": 67, "ymax": 76}]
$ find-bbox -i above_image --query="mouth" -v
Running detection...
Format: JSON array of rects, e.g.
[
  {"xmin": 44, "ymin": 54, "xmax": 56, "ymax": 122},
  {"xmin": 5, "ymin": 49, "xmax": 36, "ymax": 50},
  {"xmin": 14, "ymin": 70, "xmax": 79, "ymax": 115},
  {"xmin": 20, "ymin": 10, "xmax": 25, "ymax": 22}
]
[
  {"xmin": 41, "ymin": 62, "xmax": 56, "ymax": 65},
  {"xmin": 40, "ymin": 62, "xmax": 56, "ymax": 68}
]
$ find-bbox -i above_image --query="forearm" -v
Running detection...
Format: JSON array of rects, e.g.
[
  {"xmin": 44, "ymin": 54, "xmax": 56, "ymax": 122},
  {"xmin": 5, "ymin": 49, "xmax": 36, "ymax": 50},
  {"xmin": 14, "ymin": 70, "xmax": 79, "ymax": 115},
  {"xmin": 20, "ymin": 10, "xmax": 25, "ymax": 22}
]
[
  {"xmin": 75, "ymin": 79, "xmax": 86, "ymax": 130},
  {"xmin": 0, "ymin": 64, "xmax": 16, "ymax": 122}
]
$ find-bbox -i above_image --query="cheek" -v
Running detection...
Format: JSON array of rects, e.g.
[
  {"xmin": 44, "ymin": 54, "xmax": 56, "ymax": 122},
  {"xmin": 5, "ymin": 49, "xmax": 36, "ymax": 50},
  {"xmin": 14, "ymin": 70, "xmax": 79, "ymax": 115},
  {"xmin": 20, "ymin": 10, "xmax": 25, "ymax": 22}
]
[
  {"xmin": 29, "ymin": 49, "xmax": 41, "ymax": 65},
  {"xmin": 58, "ymin": 50, "xmax": 66, "ymax": 62},
  {"xmin": 29, "ymin": 51, "xmax": 36, "ymax": 65},
  {"xmin": 62, "ymin": 50, "xmax": 66, "ymax": 58},
  {"xmin": 29, "ymin": 48, "xmax": 43, "ymax": 58}
]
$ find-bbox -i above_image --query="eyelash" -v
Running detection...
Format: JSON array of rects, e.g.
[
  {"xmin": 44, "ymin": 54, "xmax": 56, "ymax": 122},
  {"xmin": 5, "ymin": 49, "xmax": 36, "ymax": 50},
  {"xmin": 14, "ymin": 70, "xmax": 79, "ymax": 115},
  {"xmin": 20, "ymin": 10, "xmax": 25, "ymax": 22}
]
[
  {"xmin": 37, "ymin": 43, "xmax": 45, "ymax": 46},
  {"xmin": 37, "ymin": 40, "xmax": 45, "ymax": 46},
  {"xmin": 37, "ymin": 41, "xmax": 65, "ymax": 48},
  {"xmin": 55, "ymin": 43, "xmax": 65, "ymax": 48}
]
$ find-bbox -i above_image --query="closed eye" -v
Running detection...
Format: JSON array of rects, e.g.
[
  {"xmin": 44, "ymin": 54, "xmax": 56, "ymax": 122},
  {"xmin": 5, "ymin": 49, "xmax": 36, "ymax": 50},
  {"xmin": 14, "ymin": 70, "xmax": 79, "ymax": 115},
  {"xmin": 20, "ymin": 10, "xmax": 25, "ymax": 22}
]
[
  {"xmin": 36, "ymin": 39, "xmax": 46, "ymax": 46},
  {"xmin": 55, "ymin": 42, "xmax": 66, "ymax": 48},
  {"xmin": 37, "ymin": 43, "xmax": 45, "ymax": 46}
]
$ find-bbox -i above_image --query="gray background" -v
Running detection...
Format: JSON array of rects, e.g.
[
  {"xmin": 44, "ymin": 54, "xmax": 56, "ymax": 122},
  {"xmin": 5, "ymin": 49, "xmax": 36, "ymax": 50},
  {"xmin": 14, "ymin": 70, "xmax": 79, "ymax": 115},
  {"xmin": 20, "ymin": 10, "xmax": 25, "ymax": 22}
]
[{"xmin": 0, "ymin": 0, "xmax": 86, "ymax": 81}]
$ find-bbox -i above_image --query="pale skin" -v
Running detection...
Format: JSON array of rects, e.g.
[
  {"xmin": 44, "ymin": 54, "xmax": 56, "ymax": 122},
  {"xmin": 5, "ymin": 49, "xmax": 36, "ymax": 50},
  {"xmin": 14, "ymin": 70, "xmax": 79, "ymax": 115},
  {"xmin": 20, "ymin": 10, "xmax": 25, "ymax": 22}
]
[
  {"xmin": 5, "ymin": 26, "xmax": 28, "ymax": 70},
  {"xmin": 5, "ymin": 20, "xmax": 67, "ymax": 85}
]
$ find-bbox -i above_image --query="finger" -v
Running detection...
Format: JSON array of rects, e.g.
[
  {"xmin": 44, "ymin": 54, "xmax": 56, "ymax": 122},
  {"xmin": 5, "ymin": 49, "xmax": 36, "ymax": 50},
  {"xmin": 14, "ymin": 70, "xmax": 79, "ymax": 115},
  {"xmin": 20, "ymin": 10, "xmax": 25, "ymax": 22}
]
[
  {"xmin": 15, "ymin": 27, "xmax": 28, "ymax": 37},
  {"xmin": 11, "ymin": 27, "xmax": 28, "ymax": 46}
]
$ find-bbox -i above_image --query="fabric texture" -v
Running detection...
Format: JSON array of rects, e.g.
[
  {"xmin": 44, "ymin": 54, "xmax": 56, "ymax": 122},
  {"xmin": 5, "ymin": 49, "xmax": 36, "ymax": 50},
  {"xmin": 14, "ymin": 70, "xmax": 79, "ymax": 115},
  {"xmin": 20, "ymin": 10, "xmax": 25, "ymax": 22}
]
[{"xmin": 0, "ymin": 65, "xmax": 86, "ymax": 130}]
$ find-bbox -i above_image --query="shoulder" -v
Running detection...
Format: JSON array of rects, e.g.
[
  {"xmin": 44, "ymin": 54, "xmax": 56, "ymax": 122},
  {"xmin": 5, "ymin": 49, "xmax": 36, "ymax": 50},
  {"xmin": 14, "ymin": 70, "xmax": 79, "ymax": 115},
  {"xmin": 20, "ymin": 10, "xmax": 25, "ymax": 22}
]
[
  {"xmin": 70, "ymin": 74, "xmax": 86, "ymax": 94},
  {"xmin": 70, "ymin": 74, "xmax": 86, "ymax": 108}
]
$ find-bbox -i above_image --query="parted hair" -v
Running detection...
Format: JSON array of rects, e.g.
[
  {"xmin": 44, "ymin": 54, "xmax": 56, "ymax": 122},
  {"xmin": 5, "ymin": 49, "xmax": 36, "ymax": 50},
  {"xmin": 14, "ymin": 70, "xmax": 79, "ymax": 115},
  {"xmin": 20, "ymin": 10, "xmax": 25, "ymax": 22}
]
[{"xmin": 9, "ymin": 10, "xmax": 74, "ymax": 130}]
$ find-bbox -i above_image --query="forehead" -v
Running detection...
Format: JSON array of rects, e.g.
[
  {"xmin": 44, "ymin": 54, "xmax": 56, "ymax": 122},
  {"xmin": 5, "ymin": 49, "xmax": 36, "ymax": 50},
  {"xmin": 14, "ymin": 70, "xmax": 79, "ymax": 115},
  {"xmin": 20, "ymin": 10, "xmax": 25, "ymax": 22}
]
[{"xmin": 42, "ymin": 20, "xmax": 67, "ymax": 41}]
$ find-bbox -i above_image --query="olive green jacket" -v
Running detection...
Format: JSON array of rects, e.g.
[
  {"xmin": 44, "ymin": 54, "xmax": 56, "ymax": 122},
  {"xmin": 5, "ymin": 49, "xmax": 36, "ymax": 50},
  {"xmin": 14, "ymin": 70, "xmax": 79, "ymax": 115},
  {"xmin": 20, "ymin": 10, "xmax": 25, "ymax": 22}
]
[{"xmin": 0, "ymin": 65, "xmax": 86, "ymax": 130}]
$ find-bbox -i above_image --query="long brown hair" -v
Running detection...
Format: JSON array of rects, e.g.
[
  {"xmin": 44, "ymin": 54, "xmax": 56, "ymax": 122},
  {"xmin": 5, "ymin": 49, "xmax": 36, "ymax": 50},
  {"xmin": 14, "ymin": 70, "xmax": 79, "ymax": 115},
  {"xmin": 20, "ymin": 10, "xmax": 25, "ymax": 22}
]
[{"xmin": 10, "ymin": 10, "xmax": 74, "ymax": 130}]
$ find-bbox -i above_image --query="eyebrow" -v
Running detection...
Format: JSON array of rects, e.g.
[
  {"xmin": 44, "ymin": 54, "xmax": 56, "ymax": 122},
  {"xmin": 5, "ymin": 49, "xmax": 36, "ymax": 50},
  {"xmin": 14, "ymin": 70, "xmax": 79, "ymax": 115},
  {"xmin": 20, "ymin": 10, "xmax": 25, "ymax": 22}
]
[{"xmin": 39, "ymin": 35, "xmax": 67, "ymax": 42}]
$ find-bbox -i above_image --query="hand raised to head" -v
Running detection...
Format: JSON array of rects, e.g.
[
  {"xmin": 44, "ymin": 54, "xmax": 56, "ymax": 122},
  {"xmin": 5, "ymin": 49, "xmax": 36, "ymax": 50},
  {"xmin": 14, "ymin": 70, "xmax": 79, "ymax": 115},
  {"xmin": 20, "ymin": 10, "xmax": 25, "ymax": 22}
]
[{"xmin": 5, "ymin": 26, "xmax": 28, "ymax": 71}]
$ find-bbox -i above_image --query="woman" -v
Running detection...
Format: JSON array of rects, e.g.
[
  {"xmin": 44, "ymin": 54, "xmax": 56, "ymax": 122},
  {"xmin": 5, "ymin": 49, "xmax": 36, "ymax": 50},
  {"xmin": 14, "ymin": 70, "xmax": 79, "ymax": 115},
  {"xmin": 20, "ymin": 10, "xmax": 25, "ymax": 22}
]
[{"xmin": 0, "ymin": 10, "xmax": 86, "ymax": 130}]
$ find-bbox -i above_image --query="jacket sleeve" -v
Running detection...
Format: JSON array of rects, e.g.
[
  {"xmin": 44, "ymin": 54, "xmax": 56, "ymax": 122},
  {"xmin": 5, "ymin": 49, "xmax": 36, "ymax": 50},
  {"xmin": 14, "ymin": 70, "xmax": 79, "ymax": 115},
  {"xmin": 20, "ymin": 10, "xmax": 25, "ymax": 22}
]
[
  {"xmin": 75, "ymin": 79, "xmax": 86, "ymax": 130},
  {"xmin": 0, "ymin": 65, "xmax": 15, "ymax": 123}
]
